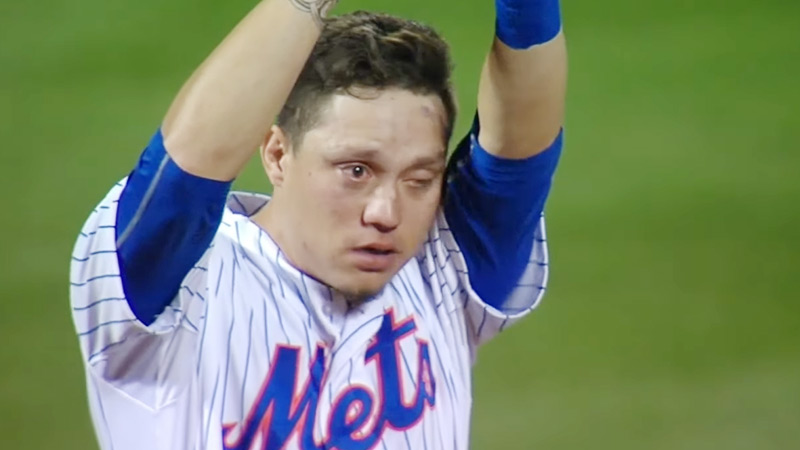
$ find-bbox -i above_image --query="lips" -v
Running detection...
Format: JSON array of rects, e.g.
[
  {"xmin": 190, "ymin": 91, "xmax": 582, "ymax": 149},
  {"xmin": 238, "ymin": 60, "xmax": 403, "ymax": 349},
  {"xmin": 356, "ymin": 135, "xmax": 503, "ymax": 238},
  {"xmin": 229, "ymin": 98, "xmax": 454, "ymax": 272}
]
[{"xmin": 350, "ymin": 244, "xmax": 399, "ymax": 272}]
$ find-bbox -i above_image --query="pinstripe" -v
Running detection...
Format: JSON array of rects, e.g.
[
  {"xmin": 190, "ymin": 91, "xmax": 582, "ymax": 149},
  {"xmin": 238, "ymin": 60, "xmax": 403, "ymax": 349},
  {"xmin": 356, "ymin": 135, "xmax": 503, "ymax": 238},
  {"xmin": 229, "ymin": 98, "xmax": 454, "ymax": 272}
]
[
  {"xmin": 234, "ymin": 221, "xmax": 251, "ymax": 265},
  {"xmin": 397, "ymin": 271, "xmax": 425, "ymax": 317},
  {"xmin": 395, "ymin": 278, "xmax": 425, "ymax": 332},
  {"xmin": 257, "ymin": 228, "xmax": 265, "ymax": 256},
  {"xmin": 73, "ymin": 297, "xmax": 127, "ymax": 311},
  {"xmin": 326, "ymin": 286, "xmax": 335, "ymax": 322},
  {"xmin": 203, "ymin": 369, "xmax": 221, "ymax": 450},
  {"xmin": 499, "ymin": 317, "xmax": 510, "ymax": 332},
  {"xmin": 71, "ymin": 249, "xmax": 117, "ymax": 262},
  {"xmin": 274, "ymin": 248, "xmax": 286, "ymax": 297},
  {"xmin": 262, "ymin": 298, "xmax": 273, "ymax": 363},
  {"xmin": 331, "ymin": 314, "xmax": 383, "ymax": 357},
  {"xmin": 181, "ymin": 284, "xmax": 197, "ymax": 296},
  {"xmin": 72, "ymin": 188, "xmax": 552, "ymax": 450},
  {"xmin": 268, "ymin": 282, "xmax": 290, "ymax": 343},
  {"xmin": 427, "ymin": 341, "xmax": 453, "ymax": 450},
  {"xmin": 399, "ymin": 346, "xmax": 425, "ymax": 450},
  {"xmin": 183, "ymin": 315, "xmax": 200, "ymax": 332},
  {"xmin": 220, "ymin": 260, "xmax": 238, "ymax": 419},
  {"xmin": 214, "ymin": 259, "xmax": 225, "ymax": 296},
  {"xmin": 70, "ymin": 274, "xmax": 121, "ymax": 286},
  {"xmin": 428, "ymin": 338, "xmax": 457, "ymax": 402},
  {"xmin": 347, "ymin": 358, "xmax": 354, "ymax": 386},
  {"xmin": 476, "ymin": 306, "xmax": 489, "ymax": 338},
  {"xmin": 403, "ymin": 430, "xmax": 413, "ymax": 450},
  {"xmin": 298, "ymin": 273, "xmax": 315, "ymax": 328},
  {"xmin": 302, "ymin": 316, "xmax": 313, "ymax": 364},
  {"xmin": 230, "ymin": 241, "xmax": 240, "ymax": 269},
  {"xmin": 78, "ymin": 228, "xmax": 112, "ymax": 238},
  {"xmin": 87, "ymin": 332, "xmax": 142, "ymax": 361},
  {"xmin": 241, "ymin": 310, "xmax": 254, "ymax": 419}
]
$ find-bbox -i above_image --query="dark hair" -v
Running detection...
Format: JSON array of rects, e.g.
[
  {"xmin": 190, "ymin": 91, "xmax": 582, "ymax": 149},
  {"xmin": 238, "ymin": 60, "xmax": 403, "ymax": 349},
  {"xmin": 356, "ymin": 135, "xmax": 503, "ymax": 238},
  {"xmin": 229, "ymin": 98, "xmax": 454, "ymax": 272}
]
[{"xmin": 277, "ymin": 11, "xmax": 457, "ymax": 146}]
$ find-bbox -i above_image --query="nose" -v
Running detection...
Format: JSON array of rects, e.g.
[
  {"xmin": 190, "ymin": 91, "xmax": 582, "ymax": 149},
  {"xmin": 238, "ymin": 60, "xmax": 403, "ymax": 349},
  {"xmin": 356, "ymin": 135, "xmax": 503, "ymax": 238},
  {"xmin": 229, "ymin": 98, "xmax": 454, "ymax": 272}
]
[{"xmin": 362, "ymin": 185, "xmax": 400, "ymax": 232}]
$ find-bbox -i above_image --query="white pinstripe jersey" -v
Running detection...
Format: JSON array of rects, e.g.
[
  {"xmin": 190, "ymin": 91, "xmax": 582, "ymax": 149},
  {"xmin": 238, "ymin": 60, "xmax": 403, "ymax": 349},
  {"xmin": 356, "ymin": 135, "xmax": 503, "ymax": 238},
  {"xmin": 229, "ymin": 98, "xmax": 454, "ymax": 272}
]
[{"xmin": 70, "ymin": 180, "xmax": 549, "ymax": 450}]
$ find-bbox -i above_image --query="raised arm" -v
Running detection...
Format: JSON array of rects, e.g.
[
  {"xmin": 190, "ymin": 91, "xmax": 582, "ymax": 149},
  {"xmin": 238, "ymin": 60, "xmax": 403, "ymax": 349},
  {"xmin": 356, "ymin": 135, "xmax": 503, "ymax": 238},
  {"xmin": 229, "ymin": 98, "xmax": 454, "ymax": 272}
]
[
  {"xmin": 112, "ymin": 0, "xmax": 338, "ymax": 325},
  {"xmin": 162, "ymin": 0, "xmax": 335, "ymax": 180},
  {"xmin": 477, "ymin": 0, "xmax": 567, "ymax": 158},
  {"xmin": 441, "ymin": 0, "xmax": 567, "ymax": 317}
]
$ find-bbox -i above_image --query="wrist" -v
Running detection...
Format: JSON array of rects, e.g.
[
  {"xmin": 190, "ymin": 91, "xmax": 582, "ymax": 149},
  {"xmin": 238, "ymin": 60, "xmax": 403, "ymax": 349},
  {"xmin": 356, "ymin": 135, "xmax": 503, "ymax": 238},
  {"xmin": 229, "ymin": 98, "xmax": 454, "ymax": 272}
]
[
  {"xmin": 289, "ymin": 0, "xmax": 338, "ymax": 27},
  {"xmin": 494, "ymin": 0, "xmax": 562, "ymax": 50}
]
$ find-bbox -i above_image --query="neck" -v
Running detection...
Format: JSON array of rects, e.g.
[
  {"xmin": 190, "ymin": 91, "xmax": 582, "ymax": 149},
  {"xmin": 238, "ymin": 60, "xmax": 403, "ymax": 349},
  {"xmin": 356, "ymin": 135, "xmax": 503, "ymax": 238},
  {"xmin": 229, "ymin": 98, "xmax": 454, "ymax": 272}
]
[{"xmin": 252, "ymin": 193, "xmax": 291, "ymax": 255}]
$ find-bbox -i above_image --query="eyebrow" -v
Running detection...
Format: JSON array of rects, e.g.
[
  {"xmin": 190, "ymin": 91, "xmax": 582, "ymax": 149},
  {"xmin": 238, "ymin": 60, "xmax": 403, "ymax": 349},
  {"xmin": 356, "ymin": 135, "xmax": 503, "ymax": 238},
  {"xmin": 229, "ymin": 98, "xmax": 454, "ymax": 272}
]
[
  {"xmin": 336, "ymin": 148, "xmax": 380, "ymax": 161},
  {"xmin": 408, "ymin": 154, "xmax": 447, "ymax": 170},
  {"xmin": 331, "ymin": 148, "xmax": 447, "ymax": 169}
]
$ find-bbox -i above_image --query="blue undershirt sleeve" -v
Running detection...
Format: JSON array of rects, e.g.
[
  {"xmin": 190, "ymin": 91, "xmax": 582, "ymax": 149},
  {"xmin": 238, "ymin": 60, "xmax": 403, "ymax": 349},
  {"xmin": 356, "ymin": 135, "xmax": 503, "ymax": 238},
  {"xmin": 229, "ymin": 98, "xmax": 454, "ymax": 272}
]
[
  {"xmin": 116, "ymin": 129, "xmax": 232, "ymax": 325},
  {"xmin": 443, "ymin": 118, "xmax": 563, "ymax": 310}
]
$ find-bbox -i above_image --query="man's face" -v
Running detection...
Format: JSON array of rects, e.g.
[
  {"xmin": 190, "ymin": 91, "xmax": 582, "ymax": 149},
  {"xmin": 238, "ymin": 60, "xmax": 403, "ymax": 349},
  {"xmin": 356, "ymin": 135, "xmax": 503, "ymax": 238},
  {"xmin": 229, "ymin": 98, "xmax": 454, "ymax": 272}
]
[{"xmin": 264, "ymin": 88, "xmax": 448, "ymax": 302}]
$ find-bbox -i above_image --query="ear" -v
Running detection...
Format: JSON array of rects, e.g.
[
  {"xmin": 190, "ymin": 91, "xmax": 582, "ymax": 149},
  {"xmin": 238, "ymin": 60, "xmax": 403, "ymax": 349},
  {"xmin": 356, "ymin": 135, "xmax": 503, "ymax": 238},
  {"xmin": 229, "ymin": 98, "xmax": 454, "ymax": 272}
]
[{"xmin": 260, "ymin": 125, "xmax": 292, "ymax": 188}]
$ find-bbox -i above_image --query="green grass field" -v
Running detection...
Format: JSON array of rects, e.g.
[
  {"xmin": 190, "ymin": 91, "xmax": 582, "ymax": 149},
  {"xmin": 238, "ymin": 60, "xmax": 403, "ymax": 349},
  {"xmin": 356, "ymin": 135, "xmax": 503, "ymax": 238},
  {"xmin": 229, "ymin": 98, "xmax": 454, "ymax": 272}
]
[{"xmin": 1, "ymin": 0, "xmax": 799, "ymax": 448}]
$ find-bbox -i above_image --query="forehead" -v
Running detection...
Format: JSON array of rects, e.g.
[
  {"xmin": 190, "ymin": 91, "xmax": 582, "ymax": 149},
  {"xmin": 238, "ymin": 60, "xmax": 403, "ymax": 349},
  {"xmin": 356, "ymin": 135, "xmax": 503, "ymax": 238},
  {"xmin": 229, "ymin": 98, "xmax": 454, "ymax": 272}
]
[{"xmin": 300, "ymin": 89, "xmax": 448, "ymax": 163}]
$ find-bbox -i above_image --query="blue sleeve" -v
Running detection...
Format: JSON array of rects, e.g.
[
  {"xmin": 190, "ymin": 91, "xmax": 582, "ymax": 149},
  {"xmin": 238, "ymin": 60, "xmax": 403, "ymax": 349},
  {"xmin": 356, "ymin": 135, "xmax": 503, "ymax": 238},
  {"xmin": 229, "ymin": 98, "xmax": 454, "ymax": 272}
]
[
  {"xmin": 443, "ymin": 118, "xmax": 563, "ymax": 310},
  {"xmin": 116, "ymin": 129, "xmax": 232, "ymax": 325}
]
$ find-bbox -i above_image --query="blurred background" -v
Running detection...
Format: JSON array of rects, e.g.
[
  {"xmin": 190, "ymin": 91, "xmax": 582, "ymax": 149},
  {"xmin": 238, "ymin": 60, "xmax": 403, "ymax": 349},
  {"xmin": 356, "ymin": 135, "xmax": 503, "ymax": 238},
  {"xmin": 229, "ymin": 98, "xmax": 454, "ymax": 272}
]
[{"xmin": 1, "ymin": 0, "xmax": 798, "ymax": 448}]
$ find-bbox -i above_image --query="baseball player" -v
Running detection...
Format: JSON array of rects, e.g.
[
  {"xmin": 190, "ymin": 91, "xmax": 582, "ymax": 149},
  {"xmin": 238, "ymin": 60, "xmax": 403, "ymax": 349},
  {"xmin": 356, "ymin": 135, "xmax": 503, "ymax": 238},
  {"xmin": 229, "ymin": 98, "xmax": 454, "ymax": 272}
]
[{"xmin": 69, "ymin": 0, "xmax": 566, "ymax": 449}]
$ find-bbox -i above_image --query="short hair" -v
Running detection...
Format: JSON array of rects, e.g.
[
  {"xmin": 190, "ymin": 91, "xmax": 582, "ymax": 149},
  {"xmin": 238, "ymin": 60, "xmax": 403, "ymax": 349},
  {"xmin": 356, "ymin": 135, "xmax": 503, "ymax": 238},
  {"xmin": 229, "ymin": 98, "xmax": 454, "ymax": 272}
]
[{"xmin": 277, "ymin": 11, "xmax": 457, "ymax": 147}]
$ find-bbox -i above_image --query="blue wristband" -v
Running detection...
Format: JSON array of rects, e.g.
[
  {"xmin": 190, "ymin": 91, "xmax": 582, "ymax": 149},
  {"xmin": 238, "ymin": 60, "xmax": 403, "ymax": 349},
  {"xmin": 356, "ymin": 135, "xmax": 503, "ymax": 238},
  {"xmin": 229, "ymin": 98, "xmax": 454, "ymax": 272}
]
[{"xmin": 495, "ymin": 0, "xmax": 562, "ymax": 49}]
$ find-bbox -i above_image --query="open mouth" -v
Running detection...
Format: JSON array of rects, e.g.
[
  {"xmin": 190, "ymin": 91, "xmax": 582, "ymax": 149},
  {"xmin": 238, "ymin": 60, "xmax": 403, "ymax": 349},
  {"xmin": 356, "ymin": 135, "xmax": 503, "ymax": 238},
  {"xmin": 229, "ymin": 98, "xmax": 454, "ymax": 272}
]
[{"xmin": 351, "ymin": 245, "xmax": 399, "ymax": 271}]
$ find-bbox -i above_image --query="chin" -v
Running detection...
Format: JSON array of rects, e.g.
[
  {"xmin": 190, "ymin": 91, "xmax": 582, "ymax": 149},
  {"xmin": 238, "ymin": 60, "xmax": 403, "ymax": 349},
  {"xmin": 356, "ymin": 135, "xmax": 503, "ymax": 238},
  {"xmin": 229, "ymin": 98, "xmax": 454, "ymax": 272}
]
[
  {"xmin": 334, "ymin": 274, "xmax": 393, "ymax": 306},
  {"xmin": 340, "ymin": 283, "xmax": 386, "ymax": 305}
]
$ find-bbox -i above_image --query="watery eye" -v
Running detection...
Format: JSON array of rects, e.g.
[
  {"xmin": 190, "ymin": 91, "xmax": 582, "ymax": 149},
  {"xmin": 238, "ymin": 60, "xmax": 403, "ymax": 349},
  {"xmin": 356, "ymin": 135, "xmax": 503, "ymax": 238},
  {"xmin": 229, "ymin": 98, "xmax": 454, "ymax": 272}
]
[{"xmin": 350, "ymin": 165, "xmax": 367, "ymax": 179}]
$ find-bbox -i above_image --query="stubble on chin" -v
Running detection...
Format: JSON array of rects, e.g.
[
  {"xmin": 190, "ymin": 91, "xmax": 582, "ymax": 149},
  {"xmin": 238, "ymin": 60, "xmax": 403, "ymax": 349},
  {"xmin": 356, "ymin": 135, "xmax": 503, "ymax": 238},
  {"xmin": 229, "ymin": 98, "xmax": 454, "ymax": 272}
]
[{"xmin": 337, "ymin": 286, "xmax": 383, "ymax": 307}]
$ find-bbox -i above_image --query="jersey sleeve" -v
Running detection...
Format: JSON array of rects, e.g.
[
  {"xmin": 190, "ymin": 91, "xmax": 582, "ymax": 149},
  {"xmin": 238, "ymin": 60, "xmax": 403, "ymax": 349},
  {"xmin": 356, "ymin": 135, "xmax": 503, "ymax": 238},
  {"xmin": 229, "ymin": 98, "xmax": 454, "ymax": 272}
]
[
  {"xmin": 420, "ymin": 118, "xmax": 562, "ymax": 347},
  {"xmin": 69, "ymin": 130, "xmax": 230, "ymax": 406}
]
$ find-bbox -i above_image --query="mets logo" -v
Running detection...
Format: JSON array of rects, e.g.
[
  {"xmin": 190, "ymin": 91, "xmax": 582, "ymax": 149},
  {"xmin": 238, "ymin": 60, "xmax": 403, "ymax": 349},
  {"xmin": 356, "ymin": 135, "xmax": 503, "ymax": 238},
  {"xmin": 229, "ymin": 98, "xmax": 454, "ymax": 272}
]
[{"xmin": 221, "ymin": 310, "xmax": 436, "ymax": 450}]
